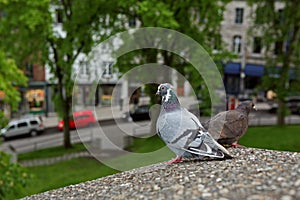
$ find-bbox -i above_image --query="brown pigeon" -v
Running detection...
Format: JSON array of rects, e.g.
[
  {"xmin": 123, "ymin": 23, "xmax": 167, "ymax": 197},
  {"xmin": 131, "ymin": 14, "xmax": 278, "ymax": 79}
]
[{"xmin": 203, "ymin": 101, "xmax": 255, "ymax": 147}]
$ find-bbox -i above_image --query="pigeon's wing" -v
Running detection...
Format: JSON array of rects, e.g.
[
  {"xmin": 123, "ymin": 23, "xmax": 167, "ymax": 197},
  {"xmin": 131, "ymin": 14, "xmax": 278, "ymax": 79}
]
[
  {"xmin": 157, "ymin": 108, "xmax": 201, "ymax": 141},
  {"xmin": 203, "ymin": 111, "xmax": 228, "ymax": 140},
  {"xmin": 220, "ymin": 110, "xmax": 249, "ymax": 142},
  {"xmin": 169, "ymin": 128, "xmax": 231, "ymax": 159},
  {"xmin": 182, "ymin": 108, "xmax": 203, "ymax": 129}
]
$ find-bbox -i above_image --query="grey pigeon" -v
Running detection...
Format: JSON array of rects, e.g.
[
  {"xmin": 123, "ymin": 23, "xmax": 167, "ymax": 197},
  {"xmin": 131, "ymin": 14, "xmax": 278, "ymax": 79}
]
[
  {"xmin": 203, "ymin": 101, "xmax": 255, "ymax": 147},
  {"xmin": 156, "ymin": 83, "xmax": 232, "ymax": 164}
]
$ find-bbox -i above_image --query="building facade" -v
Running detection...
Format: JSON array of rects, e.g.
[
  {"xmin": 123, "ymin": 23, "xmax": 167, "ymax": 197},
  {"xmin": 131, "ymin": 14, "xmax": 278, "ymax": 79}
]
[{"xmin": 221, "ymin": 0, "xmax": 285, "ymax": 99}]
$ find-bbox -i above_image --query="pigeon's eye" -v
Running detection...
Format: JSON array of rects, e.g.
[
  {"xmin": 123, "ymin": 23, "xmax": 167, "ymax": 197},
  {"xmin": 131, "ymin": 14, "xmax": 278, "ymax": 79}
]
[{"xmin": 161, "ymin": 86, "xmax": 165, "ymax": 90}]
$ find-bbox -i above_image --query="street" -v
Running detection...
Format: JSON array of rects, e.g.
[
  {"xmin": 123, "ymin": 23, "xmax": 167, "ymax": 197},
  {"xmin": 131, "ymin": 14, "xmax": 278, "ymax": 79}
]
[
  {"xmin": 1, "ymin": 111, "xmax": 300, "ymax": 157},
  {"xmin": 0, "ymin": 120, "xmax": 153, "ymax": 155}
]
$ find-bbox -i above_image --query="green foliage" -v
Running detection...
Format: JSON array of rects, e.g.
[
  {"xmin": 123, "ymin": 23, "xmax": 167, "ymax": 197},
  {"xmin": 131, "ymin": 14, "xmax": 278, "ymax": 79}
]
[
  {"xmin": 0, "ymin": 151, "xmax": 32, "ymax": 199},
  {"xmin": 247, "ymin": 0, "xmax": 300, "ymax": 125},
  {"xmin": 117, "ymin": 0, "xmax": 232, "ymax": 111},
  {"xmin": 0, "ymin": 0, "xmax": 122, "ymax": 148},
  {"xmin": 0, "ymin": 51, "xmax": 27, "ymax": 111},
  {"xmin": 144, "ymin": 83, "xmax": 161, "ymax": 105},
  {"xmin": 0, "ymin": 111, "xmax": 9, "ymax": 128}
]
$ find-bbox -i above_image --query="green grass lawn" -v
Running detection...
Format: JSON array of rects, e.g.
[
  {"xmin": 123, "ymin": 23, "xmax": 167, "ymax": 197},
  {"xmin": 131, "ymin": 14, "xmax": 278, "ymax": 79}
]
[
  {"xmin": 14, "ymin": 125, "xmax": 300, "ymax": 199},
  {"xmin": 126, "ymin": 125, "xmax": 300, "ymax": 153},
  {"xmin": 17, "ymin": 158, "xmax": 118, "ymax": 199},
  {"xmin": 239, "ymin": 125, "xmax": 300, "ymax": 152}
]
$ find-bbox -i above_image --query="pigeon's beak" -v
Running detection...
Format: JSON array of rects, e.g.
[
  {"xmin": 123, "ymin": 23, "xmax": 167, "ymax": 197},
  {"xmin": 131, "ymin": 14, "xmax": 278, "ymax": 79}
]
[{"xmin": 156, "ymin": 90, "xmax": 160, "ymax": 96}]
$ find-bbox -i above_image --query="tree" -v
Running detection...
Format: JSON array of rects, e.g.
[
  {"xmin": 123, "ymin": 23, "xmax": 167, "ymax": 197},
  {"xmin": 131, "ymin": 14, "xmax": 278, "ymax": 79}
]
[
  {"xmin": 248, "ymin": 0, "xmax": 300, "ymax": 125},
  {"xmin": 0, "ymin": 0, "xmax": 120, "ymax": 148},
  {"xmin": 116, "ymin": 0, "xmax": 232, "ymax": 113},
  {"xmin": 0, "ymin": 151, "xmax": 32, "ymax": 199},
  {"xmin": 0, "ymin": 50, "xmax": 27, "ymax": 126}
]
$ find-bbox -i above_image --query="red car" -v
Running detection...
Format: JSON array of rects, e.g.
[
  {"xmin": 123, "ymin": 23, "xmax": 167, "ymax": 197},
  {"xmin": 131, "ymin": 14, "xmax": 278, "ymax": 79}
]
[{"xmin": 57, "ymin": 110, "xmax": 97, "ymax": 131}]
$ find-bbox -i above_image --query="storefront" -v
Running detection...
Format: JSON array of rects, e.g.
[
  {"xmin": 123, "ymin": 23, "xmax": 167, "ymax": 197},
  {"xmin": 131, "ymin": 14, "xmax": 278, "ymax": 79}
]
[
  {"xmin": 224, "ymin": 62, "xmax": 241, "ymax": 95},
  {"xmin": 73, "ymin": 83, "xmax": 121, "ymax": 108},
  {"xmin": 244, "ymin": 64, "xmax": 264, "ymax": 89},
  {"xmin": 25, "ymin": 89, "xmax": 45, "ymax": 114},
  {"xmin": 25, "ymin": 81, "xmax": 47, "ymax": 115}
]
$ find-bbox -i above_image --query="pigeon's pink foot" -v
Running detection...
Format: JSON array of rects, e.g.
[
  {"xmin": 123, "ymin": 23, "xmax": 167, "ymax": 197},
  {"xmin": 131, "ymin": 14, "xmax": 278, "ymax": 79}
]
[
  {"xmin": 231, "ymin": 143, "xmax": 244, "ymax": 148},
  {"xmin": 166, "ymin": 156, "xmax": 182, "ymax": 164}
]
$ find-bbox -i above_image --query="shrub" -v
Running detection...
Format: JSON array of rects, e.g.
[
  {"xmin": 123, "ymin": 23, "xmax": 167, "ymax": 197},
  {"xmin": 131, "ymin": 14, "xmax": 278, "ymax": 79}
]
[{"xmin": 0, "ymin": 151, "xmax": 32, "ymax": 198}]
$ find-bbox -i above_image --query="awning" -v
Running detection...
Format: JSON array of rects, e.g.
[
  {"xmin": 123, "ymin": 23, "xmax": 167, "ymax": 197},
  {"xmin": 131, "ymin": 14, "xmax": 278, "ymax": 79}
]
[
  {"xmin": 224, "ymin": 62, "xmax": 241, "ymax": 75},
  {"xmin": 265, "ymin": 66, "xmax": 280, "ymax": 78},
  {"xmin": 244, "ymin": 64, "xmax": 265, "ymax": 77},
  {"xmin": 265, "ymin": 67, "xmax": 300, "ymax": 79},
  {"xmin": 289, "ymin": 68, "xmax": 300, "ymax": 80}
]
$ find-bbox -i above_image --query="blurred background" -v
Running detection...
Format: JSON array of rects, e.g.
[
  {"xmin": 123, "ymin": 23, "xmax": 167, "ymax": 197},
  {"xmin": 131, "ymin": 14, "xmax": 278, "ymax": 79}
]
[{"xmin": 0, "ymin": 0, "xmax": 300, "ymax": 199}]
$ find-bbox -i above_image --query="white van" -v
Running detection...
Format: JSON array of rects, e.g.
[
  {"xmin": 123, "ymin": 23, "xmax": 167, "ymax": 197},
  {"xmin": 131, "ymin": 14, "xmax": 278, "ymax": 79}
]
[{"xmin": 1, "ymin": 117, "xmax": 44, "ymax": 140}]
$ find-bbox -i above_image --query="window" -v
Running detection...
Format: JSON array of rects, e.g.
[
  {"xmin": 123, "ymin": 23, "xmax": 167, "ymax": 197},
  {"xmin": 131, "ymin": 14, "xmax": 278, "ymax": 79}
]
[
  {"xmin": 30, "ymin": 120, "xmax": 38, "ymax": 125},
  {"xmin": 55, "ymin": 9, "xmax": 63, "ymax": 23},
  {"xmin": 255, "ymin": 7, "xmax": 265, "ymax": 25},
  {"xmin": 128, "ymin": 16, "xmax": 136, "ymax": 28},
  {"xmin": 102, "ymin": 62, "xmax": 113, "ymax": 78},
  {"xmin": 8, "ymin": 125, "xmax": 15, "ymax": 130},
  {"xmin": 225, "ymin": 75, "xmax": 240, "ymax": 95},
  {"xmin": 274, "ymin": 41, "xmax": 283, "ymax": 55},
  {"xmin": 17, "ymin": 122, "xmax": 28, "ymax": 128},
  {"xmin": 245, "ymin": 76, "xmax": 261, "ymax": 89},
  {"xmin": 213, "ymin": 34, "xmax": 222, "ymax": 51},
  {"xmin": 276, "ymin": 9, "xmax": 284, "ymax": 25},
  {"xmin": 235, "ymin": 8, "xmax": 244, "ymax": 24},
  {"xmin": 253, "ymin": 37, "xmax": 262, "ymax": 54},
  {"xmin": 25, "ymin": 62, "xmax": 33, "ymax": 79},
  {"xmin": 233, "ymin": 35, "xmax": 242, "ymax": 53}
]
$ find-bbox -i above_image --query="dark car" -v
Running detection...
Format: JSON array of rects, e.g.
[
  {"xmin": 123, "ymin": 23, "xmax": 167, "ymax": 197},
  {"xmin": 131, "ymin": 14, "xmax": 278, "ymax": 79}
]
[
  {"xmin": 130, "ymin": 105, "xmax": 151, "ymax": 121},
  {"xmin": 269, "ymin": 96, "xmax": 300, "ymax": 115},
  {"xmin": 122, "ymin": 105, "xmax": 151, "ymax": 122}
]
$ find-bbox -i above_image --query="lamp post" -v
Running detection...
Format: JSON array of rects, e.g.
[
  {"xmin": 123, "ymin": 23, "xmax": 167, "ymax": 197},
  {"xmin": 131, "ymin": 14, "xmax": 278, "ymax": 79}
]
[{"xmin": 240, "ymin": 45, "xmax": 247, "ymax": 98}]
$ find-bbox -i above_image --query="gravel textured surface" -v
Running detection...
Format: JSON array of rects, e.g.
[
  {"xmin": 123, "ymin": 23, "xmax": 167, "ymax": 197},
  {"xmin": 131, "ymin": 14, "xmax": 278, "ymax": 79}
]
[{"xmin": 23, "ymin": 148, "xmax": 300, "ymax": 200}]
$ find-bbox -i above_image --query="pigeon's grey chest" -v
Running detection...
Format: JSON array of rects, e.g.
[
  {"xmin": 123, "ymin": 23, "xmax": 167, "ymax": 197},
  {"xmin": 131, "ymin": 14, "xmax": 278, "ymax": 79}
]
[{"xmin": 156, "ymin": 108, "xmax": 200, "ymax": 143}]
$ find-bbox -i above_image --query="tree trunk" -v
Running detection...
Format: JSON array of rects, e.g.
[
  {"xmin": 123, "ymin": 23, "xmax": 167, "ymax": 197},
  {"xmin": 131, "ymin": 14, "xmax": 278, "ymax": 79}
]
[
  {"xmin": 63, "ymin": 98, "xmax": 72, "ymax": 149},
  {"xmin": 58, "ymin": 79, "xmax": 72, "ymax": 149},
  {"xmin": 277, "ymin": 99, "xmax": 285, "ymax": 126}
]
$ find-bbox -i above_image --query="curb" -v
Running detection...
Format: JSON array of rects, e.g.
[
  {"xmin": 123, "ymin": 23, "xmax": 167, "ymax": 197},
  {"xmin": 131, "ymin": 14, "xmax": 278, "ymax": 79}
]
[{"xmin": 43, "ymin": 118, "xmax": 124, "ymax": 134}]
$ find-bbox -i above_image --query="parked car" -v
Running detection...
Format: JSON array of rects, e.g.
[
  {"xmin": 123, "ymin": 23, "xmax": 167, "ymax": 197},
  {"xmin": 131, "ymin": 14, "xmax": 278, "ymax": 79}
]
[
  {"xmin": 130, "ymin": 105, "xmax": 151, "ymax": 121},
  {"xmin": 0, "ymin": 117, "xmax": 44, "ymax": 141},
  {"xmin": 122, "ymin": 105, "xmax": 151, "ymax": 122},
  {"xmin": 269, "ymin": 96, "xmax": 300, "ymax": 115},
  {"xmin": 57, "ymin": 110, "xmax": 97, "ymax": 131}
]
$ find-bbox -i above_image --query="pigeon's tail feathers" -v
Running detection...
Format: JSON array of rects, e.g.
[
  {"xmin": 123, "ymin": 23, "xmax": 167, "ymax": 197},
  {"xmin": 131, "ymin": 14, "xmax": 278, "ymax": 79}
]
[
  {"xmin": 212, "ymin": 138, "xmax": 230, "ymax": 155},
  {"xmin": 180, "ymin": 129, "xmax": 233, "ymax": 159},
  {"xmin": 212, "ymin": 139, "xmax": 233, "ymax": 159},
  {"xmin": 183, "ymin": 147, "xmax": 225, "ymax": 159},
  {"xmin": 223, "ymin": 152, "xmax": 233, "ymax": 159}
]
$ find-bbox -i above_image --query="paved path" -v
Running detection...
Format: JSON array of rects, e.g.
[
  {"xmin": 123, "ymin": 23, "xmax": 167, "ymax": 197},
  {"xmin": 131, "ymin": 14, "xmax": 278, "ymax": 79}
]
[
  {"xmin": 19, "ymin": 149, "xmax": 127, "ymax": 167},
  {"xmin": 20, "ymin": 151, "xmax": 90, "ymax": 167}
]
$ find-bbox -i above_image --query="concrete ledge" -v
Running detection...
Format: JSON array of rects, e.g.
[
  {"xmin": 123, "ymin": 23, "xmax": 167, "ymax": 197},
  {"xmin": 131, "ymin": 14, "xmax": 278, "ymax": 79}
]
[{"xmin": 23, "ymin": 148, "xmax": 300, "ymax": 200}]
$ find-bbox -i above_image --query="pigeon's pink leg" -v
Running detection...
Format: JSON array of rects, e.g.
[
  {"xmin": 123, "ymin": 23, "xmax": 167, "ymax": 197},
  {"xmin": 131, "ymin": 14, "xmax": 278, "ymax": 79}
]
[
  {"xmin": 231, "ymin": 142, "xmax": 244, "ymax": 148},
  {"xmin": 166, "ymin": 156, "xmax": 182, "ymax": 164}
]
